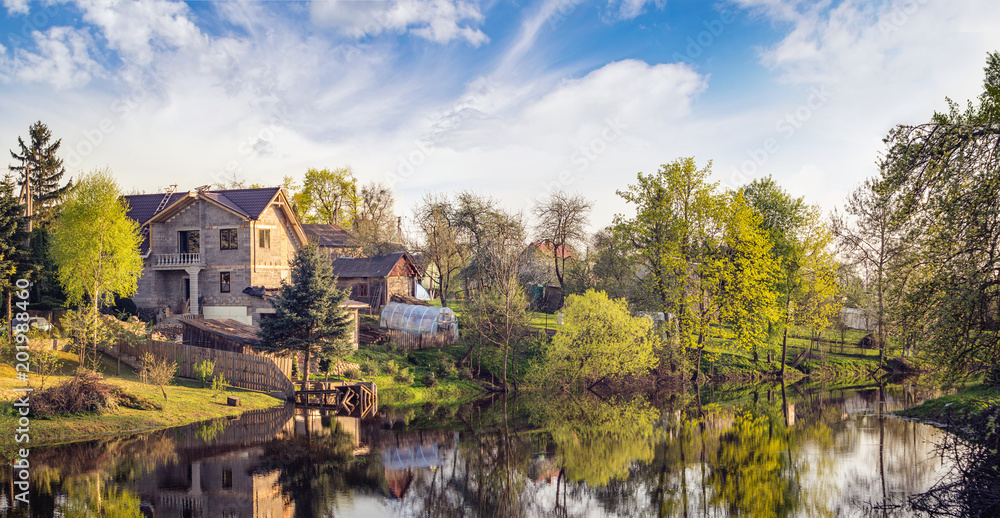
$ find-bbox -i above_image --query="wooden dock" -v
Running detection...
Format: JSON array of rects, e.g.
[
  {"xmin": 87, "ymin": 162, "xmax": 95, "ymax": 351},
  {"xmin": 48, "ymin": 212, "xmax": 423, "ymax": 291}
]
[{"xmin": 295, "ymin": 381, "xmax": 378, "ymax": 418}]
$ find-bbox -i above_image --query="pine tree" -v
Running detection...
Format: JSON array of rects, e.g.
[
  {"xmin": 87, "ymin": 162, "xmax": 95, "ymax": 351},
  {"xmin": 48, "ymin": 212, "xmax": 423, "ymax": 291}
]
[
  {"xmin": 9, "ymin": 121, "xmax": 72, "ymax": 229},
  {"xmin": 0, "ymin": 179, "xmax": 29, "ymax": 325},
  {"xmin": 257, "ymin": 243, "xmax": 353, "ymax": 384}
]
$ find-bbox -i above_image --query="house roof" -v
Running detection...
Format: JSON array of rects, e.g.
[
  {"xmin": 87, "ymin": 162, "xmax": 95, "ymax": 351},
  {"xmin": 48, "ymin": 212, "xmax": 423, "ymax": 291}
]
[
  {"xmin": 181, "ymin": 318, "xmax": 261, "ymax": 346},
  {"xmin": 302, "ymin": 224, "xmax": 357, "ymax": 248},
  {"xmin": 123, "ymin": 187, "xmax": 308, "ymax": 255},
  {"xmin": 330, "ymin": 252, "xmax": 419, "ymax": 279},
  {"xmin": 531, "ymin": 241, "xmax": 574, "ymax": 260}
]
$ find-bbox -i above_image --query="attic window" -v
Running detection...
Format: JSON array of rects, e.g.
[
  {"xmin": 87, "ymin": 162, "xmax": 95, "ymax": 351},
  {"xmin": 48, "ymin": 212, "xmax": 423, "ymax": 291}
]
[{"xmin": 220, "ymin": 228, "xmax": 238, "ymax": 250}]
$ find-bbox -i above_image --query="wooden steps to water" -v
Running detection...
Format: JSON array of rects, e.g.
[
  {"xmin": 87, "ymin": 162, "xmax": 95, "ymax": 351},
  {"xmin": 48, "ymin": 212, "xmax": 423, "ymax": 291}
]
[{"xmin": 295, "ymin": 381, "xmax": 378, "ymax": 418}]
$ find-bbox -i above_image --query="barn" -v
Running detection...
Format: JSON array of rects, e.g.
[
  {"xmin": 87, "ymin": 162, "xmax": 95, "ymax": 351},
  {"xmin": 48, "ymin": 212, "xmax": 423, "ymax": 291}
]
[{"xmin": 330, "ymin": 252, "xmax": 421, "ymax": 311}]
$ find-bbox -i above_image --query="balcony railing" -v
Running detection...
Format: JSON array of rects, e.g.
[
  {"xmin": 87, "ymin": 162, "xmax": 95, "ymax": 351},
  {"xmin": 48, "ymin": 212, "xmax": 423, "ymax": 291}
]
[{"xmin": 155, "ymin": 253, "xmax": 203, "ymax": 268}]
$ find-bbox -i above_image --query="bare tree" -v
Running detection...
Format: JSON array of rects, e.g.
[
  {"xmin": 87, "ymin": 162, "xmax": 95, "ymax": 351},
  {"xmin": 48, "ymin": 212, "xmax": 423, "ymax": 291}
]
[
  {"xmin": 412, "ymin": 194, "xmax": 467, "ymax": 306},
  {"xmin": 353, "ymin": 181, "xmax": 400, "ymax": 255},
  {"xmin": 532, "ymin": 191, "xmax": 593, "ymax": 292},
  {"xmin": 463, "ymin": 210, "xmax": 531, "ymax": 391}
]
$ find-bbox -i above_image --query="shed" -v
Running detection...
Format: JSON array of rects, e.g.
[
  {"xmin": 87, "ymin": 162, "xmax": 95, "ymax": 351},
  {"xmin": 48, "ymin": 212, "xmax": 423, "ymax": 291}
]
[
  {"xmin": 330, "ymin": 252, "xmax": 421, "ymax": 310},
  {"xmin": 181, "ymin": 318, "xmax": 262, "ymax": 354},
  {"xmin": 379, "ymin": 302, "xmax": 458, "ymax": 349}
]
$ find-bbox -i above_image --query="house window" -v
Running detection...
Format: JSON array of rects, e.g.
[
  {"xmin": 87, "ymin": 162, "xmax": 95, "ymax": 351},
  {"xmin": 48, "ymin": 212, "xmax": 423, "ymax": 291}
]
[
  {"xmin": 220, "ymin": 272, "xmax": 231, "ymax": 293},
  {"xmin": 178, "ymin": 230, "xmax": 200, "ymax": 254},
  {"xmin": 220, "ymin": 228, "xmax": 238, "ymax": 250},
  {"xmin": 355, "ymin": 282, "xmax": 369, "ymax": 298},
  {"xmin": 259, "ymin": 229, "xmax": 271, "ymax": 249},
  {"xmin": 222, "ymin": 468, "xmax": 233, "ymax": 490}
]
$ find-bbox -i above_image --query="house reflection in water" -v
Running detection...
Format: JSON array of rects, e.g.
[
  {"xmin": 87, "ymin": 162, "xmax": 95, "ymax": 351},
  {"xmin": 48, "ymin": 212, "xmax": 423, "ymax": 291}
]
[{"xmin": 136, "ymin": 448, "xmax": 292, "ymax": 518}]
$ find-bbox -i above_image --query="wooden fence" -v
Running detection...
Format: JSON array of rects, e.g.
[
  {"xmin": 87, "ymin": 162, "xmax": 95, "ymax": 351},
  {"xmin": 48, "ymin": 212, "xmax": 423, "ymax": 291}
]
[
  {"xmin": 109, "ymin": 340, "xmax": 295, "ymax": 400},
  {"xmin": 388, "ymin": 329, "xmax": 455, "ymax": 350}
]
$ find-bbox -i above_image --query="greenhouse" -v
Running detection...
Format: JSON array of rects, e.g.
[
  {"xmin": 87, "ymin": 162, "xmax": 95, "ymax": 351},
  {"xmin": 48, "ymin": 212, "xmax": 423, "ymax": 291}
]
[{"xmin": 379, "ymin": 302, "xmax": 459, "ymax": 340}]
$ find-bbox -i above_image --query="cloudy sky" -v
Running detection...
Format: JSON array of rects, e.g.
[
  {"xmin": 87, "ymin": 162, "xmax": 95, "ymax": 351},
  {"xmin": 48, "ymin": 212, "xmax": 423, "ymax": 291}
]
[{"xmin": 1, "ymin": 0, "xmax": 999, "ymax": 231}]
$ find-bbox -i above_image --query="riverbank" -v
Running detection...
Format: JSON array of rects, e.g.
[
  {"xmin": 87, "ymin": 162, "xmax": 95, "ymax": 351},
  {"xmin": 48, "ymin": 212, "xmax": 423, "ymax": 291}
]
[
  {"xmin": 896, "ymin": 383, "xmax": 1000, "ymax": 443},
  {"xmin": 0, "ymin": 356, "xmax": 283, "ymax": 453}
]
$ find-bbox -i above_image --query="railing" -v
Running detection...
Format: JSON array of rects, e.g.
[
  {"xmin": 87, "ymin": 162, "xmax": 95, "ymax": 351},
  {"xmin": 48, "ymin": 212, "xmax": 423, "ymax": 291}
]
[{"xmin": 155, "ymin": 253, "xmax": 203, "ymax": 267}]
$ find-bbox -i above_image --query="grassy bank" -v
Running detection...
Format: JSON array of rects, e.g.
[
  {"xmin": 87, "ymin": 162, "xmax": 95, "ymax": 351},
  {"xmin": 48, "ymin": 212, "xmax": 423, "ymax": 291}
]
[
  {"xmin": 896, "ymin": 383, "xmax": 1000, "ymax": 439},
  {"xmin": 0, "ymin": 354, "xmax": 283, "ymax": 451}
]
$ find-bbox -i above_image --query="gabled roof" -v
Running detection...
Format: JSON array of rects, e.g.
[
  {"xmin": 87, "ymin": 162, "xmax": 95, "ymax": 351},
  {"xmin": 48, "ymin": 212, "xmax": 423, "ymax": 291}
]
[
  {"xmin": 123, "ymin": 186, "xmax": 308, "ymax": 252},
  {"xmin": 302, "ymin": 224, "xmax": 357, "ymax": 248},
  {"xmin": 531, "ymin": 241, "xmax": 574, "ymax": 260},
  {"xmin": 123, "ymin": 187, "xmax": 282, "ymax": 224},
  {"xmin": 331, "ymin": 252, "xmax": 420, "ymax": 279}
]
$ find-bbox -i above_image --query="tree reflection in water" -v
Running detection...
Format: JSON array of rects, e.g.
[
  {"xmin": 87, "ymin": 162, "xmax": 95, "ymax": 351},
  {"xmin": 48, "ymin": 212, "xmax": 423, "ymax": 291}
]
[{"xmin": 910, "ymin": 425, "xmax": 1000, "ymax": 517}]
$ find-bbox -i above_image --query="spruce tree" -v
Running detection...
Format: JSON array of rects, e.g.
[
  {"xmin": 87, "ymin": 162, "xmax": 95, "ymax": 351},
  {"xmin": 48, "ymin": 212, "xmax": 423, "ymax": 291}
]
[
  {"xmin": 0, "ymin": 179, "xmax": 29, "ymax": 325},
  {"xmin": 257, "ymin": 243, "xmax": 353, "ymax": 385},
  {"xmin": 9, "ymin": 121, "xmax": 72, "ymax": 229}
]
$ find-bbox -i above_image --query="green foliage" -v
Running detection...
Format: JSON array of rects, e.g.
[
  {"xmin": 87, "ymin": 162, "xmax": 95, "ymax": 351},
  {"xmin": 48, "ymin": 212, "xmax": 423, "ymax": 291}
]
[
  {"xmin": 360, "ymin": 359, "xmax": 379, "ymax": 375},
  {"xmin": 294, "ymin": 167, "xmax": 359, "ymax": 227},
  {"xmin": 381, "ymin": 358, "xmax": 399, "ymax": 375},
  {"xmin": 535, "ymin": 290, "xmax": 657, "ymax": 388},
  {"xmin": 423, "ymin": 371, "xmax": 439, "ymax": 387},
  {"xmin": 140, "ymin": 352, "xmax": 177, "ymax": 401},
  {"xmin": 343, "ymin": 367, "xmax": 361, "ymax": 379},
  {"xmin": 8, "ymin": 120, "xmax": 72, "ymax": 229},
  {"xmin": 194, "ymin": 359, "xmax": 215, "ymax": 387},
  {"xmin": 257, "ymin": 243, "xmax": 354, "ymax": 381},
  {"xmin": 394, "ymin": 368, "xmax": 414, "ymax": 385},
  {"xmin": 212, "ymin": 373, "xmax": 228, "ymax": 395},
  {"xmin": 0, "ymin": 180, "xmax": 28, "ymax": 299}
]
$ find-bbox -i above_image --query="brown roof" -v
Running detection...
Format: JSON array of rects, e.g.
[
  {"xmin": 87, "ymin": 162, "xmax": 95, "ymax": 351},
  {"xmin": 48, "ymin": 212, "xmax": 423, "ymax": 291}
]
[
  {"xmin": 532, "ymin": 241, "xmax": 574, "ymax": 260},
  {"xmin": 302, "ymin": 224, "xmax": 357, "ymax": 248},
  {"xmin": 180, "ymin": 318, "xmax": 261, "ymax": 346},
  {"xmin": 330, "ymin": 252, "xmax": 420, "ymax": 279}
]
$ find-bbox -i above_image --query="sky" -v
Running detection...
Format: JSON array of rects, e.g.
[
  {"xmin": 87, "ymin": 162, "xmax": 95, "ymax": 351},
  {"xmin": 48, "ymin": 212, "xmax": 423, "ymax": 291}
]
[{"xmin": 1, "ymin": 0, "xmax": 999, "ymax": 233}]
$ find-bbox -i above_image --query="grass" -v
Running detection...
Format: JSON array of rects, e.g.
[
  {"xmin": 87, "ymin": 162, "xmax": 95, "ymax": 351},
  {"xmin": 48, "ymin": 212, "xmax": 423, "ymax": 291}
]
[
  {"xmin": 897, "ymin": 383, "xmax": 1000, "ymax": 424},
  {"xmin": 0, "ymin": 353, "xmax": 284, "ymax": 450}
]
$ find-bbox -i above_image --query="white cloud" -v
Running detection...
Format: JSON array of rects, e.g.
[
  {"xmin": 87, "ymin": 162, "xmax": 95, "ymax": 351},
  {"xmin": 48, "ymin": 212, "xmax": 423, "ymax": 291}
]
[
  {"xmin": 2, "ymin": 0, "xmax": 28, "ymax": 15},
  {"xmin": 310, "ymin": 0, "xmax": 488, "ymax": 46},
  {"xmin": 73, "ymin": 0, "xmax": 204, "ymax": 67},
  {"xmin": 13, "ymin": 27, "xmax": 101, "ymax": 89},
  {"xmin": 606, "ymin": 0, "xmax": 665, "ymax": 21}
]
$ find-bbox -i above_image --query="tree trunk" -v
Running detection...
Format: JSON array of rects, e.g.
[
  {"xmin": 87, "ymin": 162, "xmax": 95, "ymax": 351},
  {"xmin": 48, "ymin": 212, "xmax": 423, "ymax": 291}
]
[
  {"xmin": 780, "ymin": 327, "xmax": 788, "ymax": 378},
  {"xmin": 693, "ymin": 332, "xmax": 705, "ymax": 383},
  {"xmin": 501, "ymin": 343, "xmax": 509, "ymax": 392},
  {"xmin": 303, "ymin": 349, "xmax": 311, "ymax": 386}
]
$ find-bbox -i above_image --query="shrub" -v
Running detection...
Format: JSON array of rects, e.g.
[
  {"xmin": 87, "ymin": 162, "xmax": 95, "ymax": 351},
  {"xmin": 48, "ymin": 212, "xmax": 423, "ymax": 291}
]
[
  {"xmin": 33, "ymin": 371, "xmax": 119, "ymax": 416},
  {"xmin": 393, "ymin": 368, "xmax": 414, "ymax": 385},
  {"xmin": 458, "ymin": 367, "xmax": 473, "ymax": 380},
  {"xmin": 212, "ymin": 373, "xmax": 228, "ymax": 395},
  {"xmin": 435, "ymin": 358, "xmax": 458, "ymax": 379},
  {"xmin": 344, "ymin": 367, "xmax": 362, "ymax": 379},
  {"xmin": 381, "ymin": 359, "xmax": 399, "ymax": 375},
  {"xmin": 360, "ymin": 359, "xmax": 379, "ymax": 376},
  {"xmin": 424, "ymin": 371, "xmax": 439, "ymax": 388},
  {"xmin": 194, "ymin": 359, "xmax": 215, "ymax": 388},
  {"xmin": 140, "ymin": 352, "xmax": 177, "ymax": 401}
]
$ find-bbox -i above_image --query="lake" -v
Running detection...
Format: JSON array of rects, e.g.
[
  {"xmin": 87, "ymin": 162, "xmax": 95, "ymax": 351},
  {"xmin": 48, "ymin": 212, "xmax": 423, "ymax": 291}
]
[{"xmin": 0, "ymin": 382, "xmax": 966, "ymax": 517}]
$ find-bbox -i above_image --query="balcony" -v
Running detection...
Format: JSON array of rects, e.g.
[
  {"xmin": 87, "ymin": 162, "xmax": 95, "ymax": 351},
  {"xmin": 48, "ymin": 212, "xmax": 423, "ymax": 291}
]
[{"xmin": 153, "ymin": 253, "xmax": 204, "ymax": 270}]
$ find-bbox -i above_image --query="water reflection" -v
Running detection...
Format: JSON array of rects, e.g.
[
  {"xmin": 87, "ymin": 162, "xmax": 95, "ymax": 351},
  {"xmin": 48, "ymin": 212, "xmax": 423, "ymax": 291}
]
[{"xmin": 0, "ymin": 383, "xmax": 960, "ymax": 517}]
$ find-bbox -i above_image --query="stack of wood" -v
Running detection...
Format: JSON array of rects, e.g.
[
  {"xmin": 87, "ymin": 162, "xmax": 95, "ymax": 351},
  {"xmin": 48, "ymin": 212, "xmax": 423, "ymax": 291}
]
[
  {"xmin": 390, "ymin": 294, "xmax": 431, "ymax": 306},
  {"xmin": 360, "ymin": 323, "xmax": 390, "ymax": 345}
]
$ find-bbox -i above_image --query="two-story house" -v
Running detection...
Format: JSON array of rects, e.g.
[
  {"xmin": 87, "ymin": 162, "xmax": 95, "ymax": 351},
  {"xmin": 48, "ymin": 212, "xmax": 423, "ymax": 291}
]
[{"xmin": 125, "ymin": 186, "xmax": 307, "ymax": 326}]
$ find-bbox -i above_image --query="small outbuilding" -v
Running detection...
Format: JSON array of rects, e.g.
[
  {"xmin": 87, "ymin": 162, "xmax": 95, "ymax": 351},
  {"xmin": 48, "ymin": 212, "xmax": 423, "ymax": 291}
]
[
  {"xmin": 379, "ymin": 302, "xmax": 458, "ymax": 349},
  {"xmin": 181, "ymin": 318, "xmax": 262, "ymax": 354},
  {"xmin": 331, "ymin": 252, "xmax": 422, "ymax": 311}
]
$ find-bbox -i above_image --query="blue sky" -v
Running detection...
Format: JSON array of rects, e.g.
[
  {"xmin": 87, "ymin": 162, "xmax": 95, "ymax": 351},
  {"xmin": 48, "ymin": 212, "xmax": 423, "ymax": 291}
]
[{"xmin": 1, "ymin": 0, "xmax": 999, "ymax": 231}]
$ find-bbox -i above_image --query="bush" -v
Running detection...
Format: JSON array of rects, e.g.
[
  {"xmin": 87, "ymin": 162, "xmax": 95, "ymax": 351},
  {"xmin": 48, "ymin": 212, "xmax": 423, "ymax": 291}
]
[
  {"xmin": 381, "ymin": 359, "xmax": 399, "ymax": 375},
  {"xmin": 424, "ymin": 371, "xmax": 439, "ymax": 388},
  {"xmin": 435, "ymin": 358, "xmax": 458, "ymax": 379},
  {"xmin": 194, "ymin": 359, "xmax": 215, "ymax": 387},
  {"xmin": 458, "ymin": 367, "xmax": 473, "ymax": 380},
  {"xmin": 212, "ymin": 373, "xmax": 228, "ymax": 395},
  {"xmin": 33, "ymin": 371, "xmax": 119, "ymax": 416},
  {"xmin": 360, "ymin": 359, "xmax": 379, "ymax": 376},
  {"xmin": 112, "ymin": 388, "xmax": 162, "ymax": 411},
  {"xmin": 393, "ymin": 368, "xmax": 414, "ymax": 385},
  {"xmin": 344, "ymin": 367, "xmax": 362, "ymax": 379},
  {"xmin": 140, "ymin": 352, "xmax": 177, "ymax": 401}
]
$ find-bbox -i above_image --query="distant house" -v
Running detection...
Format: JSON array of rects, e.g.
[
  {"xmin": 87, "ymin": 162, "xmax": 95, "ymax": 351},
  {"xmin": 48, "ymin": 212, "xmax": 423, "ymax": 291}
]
[
  {"xmin": 302, "ymin": 223, "xmax": 361, "ymax": 258},
  {"xmin": 330, "ymin": 252, "xmax": 422, "ymax": 310}
]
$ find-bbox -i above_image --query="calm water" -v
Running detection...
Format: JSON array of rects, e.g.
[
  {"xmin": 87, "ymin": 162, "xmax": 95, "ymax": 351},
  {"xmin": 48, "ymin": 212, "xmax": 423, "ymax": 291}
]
[{"xmin": 0, "ymin": 383, "xmax": 962, "ymax": 517}]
